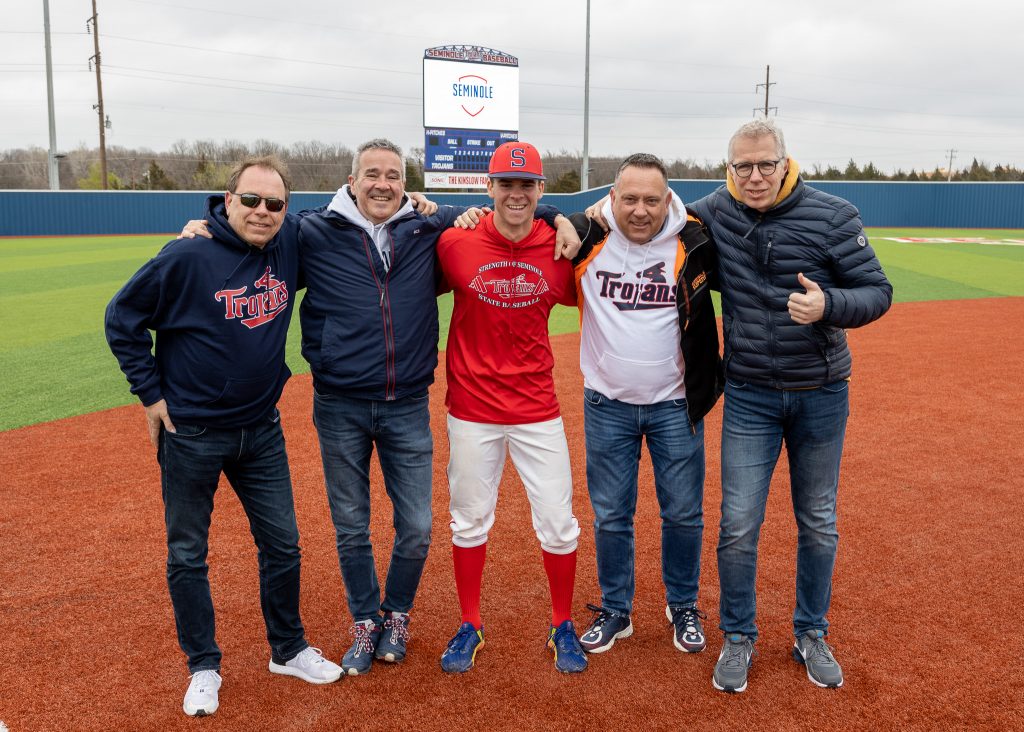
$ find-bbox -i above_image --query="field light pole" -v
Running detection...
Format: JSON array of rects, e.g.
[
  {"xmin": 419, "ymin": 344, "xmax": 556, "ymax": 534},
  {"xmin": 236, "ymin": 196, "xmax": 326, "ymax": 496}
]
[
  {"xmin": 43, "ymin": 0, "xmax": 59, "ymax": 190},
  {"xmin": 580, "ymin": 0, "xmax": 591, "ymax": 192}
]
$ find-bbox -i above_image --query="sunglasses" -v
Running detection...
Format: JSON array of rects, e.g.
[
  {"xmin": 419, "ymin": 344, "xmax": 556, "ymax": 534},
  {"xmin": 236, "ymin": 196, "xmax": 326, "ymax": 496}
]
[{"xmin": 233, "ymin": 192, "xmax": 286, "ymax": 212}]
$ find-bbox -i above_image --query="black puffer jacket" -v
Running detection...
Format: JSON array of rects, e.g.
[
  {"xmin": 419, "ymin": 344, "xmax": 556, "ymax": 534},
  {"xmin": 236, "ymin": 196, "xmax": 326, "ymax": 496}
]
[{"xmin": 689, "ymin": 172, "xmax": 892, "ymax": 388}]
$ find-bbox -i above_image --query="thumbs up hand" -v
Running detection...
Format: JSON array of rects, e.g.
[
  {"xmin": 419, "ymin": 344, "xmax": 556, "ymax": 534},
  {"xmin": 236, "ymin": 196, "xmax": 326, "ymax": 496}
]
[{"xmin": 787, "ymin": 272, "xmax": 826, "ymax": 324}]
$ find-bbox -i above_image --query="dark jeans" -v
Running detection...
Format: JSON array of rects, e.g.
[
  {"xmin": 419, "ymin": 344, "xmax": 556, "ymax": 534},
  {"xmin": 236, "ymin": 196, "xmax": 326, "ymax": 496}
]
[
  {"xmin": 158, "ymin": 414, "xmax": 307, "ymax": 672},
  {"xmin": 718, "ymin": 379, "xmax": 849, "ymax": 641},
  {"xmin": 312, "ymin": 389, "xmax": 433, "ymax": 621},
  {"xmin": 583, "ymin": 388, "xmax": 706, "ymax": 616}
]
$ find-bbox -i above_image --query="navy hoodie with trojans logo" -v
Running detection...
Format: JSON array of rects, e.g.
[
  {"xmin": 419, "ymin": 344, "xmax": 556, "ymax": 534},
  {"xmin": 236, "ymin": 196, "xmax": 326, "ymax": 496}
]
[{"xmin": 105, "ymin": 195, "xmax": 301, "ymax": 428}]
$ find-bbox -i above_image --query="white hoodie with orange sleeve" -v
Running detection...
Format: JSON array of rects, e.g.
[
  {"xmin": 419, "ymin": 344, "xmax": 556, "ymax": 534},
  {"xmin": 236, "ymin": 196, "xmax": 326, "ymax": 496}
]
[{"xmin": 577, "ymin": 192, "xmax": 690, "ymax": 405}]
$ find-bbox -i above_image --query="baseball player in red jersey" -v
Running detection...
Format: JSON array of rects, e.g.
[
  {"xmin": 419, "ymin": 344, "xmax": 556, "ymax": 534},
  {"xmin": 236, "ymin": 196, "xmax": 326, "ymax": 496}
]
[{"xmin": 436, "ymin": 142, "xmax": 588, "ymax": 674}]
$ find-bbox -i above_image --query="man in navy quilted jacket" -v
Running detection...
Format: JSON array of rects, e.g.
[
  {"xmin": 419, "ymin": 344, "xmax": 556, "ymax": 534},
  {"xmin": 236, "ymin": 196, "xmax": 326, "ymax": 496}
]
[{"xmin": 687, "ymin": 119, "xmax": 892, "ymax": 694}]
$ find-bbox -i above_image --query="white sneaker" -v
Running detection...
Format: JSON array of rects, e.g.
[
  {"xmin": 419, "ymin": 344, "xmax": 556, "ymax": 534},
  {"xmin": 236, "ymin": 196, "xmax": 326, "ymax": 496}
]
[
  {"xmin": 269, "ymin": 646, "xmax": 342, "ymax": 684},
  {"xmin": 183, "ymin": 670, "xmax": 222, "ymax": 717}
]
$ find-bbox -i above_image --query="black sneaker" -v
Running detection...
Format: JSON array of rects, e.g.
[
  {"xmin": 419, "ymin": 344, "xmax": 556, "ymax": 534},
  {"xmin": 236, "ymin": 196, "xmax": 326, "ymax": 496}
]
[
  {"xmin": 792, "ymin": 630, "xmax": 844, "ymax": 688},
  {"xmin": 579, "ymin": 604, "xmax": 633, "ymax": 654},
  {"xmin": 712, "ymin": 633, "xmax": 756, "ymax": 693},
  {"xmin": 665, "ymin": 604, "xmax": 707, "ymax": 653}
]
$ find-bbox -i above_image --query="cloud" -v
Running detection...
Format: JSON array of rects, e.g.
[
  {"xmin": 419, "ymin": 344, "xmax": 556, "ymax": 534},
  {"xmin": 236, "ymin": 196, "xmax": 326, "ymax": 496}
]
[{"xmin": 4, "ymin": 0, "xmax": 1022, "ymax": 174}]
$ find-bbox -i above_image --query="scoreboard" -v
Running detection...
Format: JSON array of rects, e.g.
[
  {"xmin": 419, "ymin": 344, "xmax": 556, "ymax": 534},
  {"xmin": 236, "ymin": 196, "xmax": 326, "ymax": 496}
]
[{"xmin": 423, "ymin": 45, "xmax": 519, "ymax": 189}]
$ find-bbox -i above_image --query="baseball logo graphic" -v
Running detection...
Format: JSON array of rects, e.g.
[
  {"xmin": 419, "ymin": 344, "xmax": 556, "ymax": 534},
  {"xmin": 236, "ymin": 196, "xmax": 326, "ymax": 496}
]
[{"xmin": 469, "ymin": 261, "xmax": 548, "ymax": 308}]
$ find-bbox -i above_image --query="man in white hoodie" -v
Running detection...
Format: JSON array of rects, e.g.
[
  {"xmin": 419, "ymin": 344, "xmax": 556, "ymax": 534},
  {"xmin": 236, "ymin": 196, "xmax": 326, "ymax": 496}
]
[{"xmin": 572, "ymin": 154, "xmax": 722, "ymax": 656}]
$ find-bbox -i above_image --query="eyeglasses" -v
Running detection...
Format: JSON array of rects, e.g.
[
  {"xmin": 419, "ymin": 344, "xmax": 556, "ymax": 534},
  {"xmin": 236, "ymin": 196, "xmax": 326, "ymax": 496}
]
[
  {"xmin": 730, "ymin": 159, "xmax": 783, "ymax": 178},
  {"xmin": 233, "ymin": 192, "xmax": 286, "ymax": 212}
]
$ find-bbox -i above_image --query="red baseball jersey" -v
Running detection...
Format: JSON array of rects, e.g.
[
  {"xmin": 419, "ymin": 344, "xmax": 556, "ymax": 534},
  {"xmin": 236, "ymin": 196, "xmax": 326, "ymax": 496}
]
[{"xmin": 437, "ymin": 214, "xmax": 576, "ymax": 424}]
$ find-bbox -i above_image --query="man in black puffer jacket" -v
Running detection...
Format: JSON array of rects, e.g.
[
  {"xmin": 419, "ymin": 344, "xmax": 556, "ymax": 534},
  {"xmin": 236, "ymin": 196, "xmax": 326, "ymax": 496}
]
[{"xmin": 688, "ymin": 119, "xmax": 892, "ymax": 694}]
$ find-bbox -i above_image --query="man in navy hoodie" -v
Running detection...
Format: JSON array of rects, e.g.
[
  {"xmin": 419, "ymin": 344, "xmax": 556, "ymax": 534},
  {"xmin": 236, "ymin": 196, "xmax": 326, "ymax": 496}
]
[{"xmin": 105, "ymin": 156, "xmax": 342, "ymax": 718}]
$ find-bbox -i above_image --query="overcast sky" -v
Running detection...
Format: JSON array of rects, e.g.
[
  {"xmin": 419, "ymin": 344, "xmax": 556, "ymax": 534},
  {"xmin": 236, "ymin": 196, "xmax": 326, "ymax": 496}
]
[{"xmin": 4, "ymin": 0, "xmax": 1022, "ymax": 177}]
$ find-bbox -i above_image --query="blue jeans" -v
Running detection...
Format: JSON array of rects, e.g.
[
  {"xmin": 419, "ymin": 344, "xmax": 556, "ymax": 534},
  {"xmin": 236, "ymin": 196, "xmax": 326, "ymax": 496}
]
[
  {"xmin": 313, "ymin": 388, "xmax": 433, "ymax": 621},
  {"xmin": 583, "ymin": 388, "xmax": 705, "ymax": 616},
  {"xmin": 158, "ymin": 414, "xmax": 307, "ymax": 673},
  {"xmin": 718, "ymin": 378, "xmax": 849, "ymax": 641}
]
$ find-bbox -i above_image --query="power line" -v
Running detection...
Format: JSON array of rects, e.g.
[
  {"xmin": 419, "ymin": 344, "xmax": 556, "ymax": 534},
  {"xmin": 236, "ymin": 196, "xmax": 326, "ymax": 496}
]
[
  {"xmin": 102, "ymin": 34, "xmax": 420, "ymax": 76},
  {"xmin": 780, "ymin": 115, "xmax": 1021, "ymax": 139},
  {"xmin": 103, "ymin": 69, "xmax": 421, "ymax": 107},
  {"xmin": 775, "ymin": 94, "xmax": 1023, "ymax": 120}
]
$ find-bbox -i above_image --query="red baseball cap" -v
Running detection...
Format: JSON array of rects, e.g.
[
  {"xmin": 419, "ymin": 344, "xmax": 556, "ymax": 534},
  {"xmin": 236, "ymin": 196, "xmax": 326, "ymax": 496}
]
[{"xmin": 488, "ymin": 141, "xmax": 545, "ymax": 180}]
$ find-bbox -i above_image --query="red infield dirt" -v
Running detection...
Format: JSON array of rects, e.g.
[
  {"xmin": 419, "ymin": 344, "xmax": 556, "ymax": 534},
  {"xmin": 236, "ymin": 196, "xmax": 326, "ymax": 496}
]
[{"xmin": 2, "ymin": 297, "xmax": 1022, "ymax": 731}]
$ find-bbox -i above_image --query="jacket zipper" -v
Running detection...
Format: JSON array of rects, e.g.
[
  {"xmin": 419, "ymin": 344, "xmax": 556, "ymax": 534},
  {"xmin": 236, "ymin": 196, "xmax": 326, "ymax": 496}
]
[
  {"xmin": 382, "ymin": 224, "xmax": 397, "ymax": 400},
  {"xmin": 677, "ymin": 233, "xmax": 701, "ymax": 435},
  {"xmin": 763, "ymin": 232, "xmax": 778, "ymax": 386},
  {"xmin": 362, "ymin": 229, "xmax": 396, "ymax": 400}
]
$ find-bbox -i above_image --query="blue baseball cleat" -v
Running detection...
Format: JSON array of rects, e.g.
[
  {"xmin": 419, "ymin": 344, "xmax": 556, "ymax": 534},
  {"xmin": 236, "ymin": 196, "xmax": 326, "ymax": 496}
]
[
  {"xmin": 441, "ymin": 622, "xmax": 485, "ymax": 673},
  {"xmin": 548, "ymin": 620, "xmax": 588, "ymax": 673}
]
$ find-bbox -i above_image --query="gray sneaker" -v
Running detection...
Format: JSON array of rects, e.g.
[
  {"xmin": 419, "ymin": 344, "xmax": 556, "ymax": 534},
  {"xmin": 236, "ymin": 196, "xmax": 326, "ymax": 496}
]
[
  {"xmin": 792, "ymin": 630, "xmax": 844, "ymax": 688},
  {"xmin": 712, "ymin": 633, "xmax": 756, "ymax": 693}
]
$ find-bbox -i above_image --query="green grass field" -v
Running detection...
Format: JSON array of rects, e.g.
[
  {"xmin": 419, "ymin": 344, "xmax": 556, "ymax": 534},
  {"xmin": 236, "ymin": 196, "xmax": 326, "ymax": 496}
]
[{"xmin": 2, "ymin": 228, "xmax": 1022, "ymax": 432}]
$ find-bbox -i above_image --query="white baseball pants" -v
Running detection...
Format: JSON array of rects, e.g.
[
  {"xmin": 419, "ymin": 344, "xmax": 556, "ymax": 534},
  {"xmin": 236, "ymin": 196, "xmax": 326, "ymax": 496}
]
[{"xmin": 446, "ymin": 414, "xmax": 580, "ymax": 554}]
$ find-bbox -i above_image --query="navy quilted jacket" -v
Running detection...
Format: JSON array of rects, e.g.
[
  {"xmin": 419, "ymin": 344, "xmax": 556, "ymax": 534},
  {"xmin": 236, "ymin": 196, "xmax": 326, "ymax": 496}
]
[{"xmin": 689, "ymin": 174, "xmax": 892, "ymax": 388}]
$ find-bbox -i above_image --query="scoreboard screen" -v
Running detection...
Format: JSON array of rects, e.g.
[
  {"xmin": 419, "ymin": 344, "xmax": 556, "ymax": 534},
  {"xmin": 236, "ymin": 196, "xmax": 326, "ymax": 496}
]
[{"xmin": 424, "ymin": 128, "xmax": 519, "ymax": 174}]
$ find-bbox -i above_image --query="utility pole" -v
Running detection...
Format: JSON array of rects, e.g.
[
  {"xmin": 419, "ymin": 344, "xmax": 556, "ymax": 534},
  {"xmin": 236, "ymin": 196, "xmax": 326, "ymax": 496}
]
[
  {"xmin": 946, "ymin": 149, "xmax": 957, "ymax": 182},
  {"xmin": 580, "ymin": 0, "xmax": 591, "ymax": 191},
  {"xmin": 43, "ymin": 0, "xmax": 60, "ymax": 190},
  {"xmin": 754, "ymin": 65, "xmax": 777, "ymax": 118},
  {"xmin": 87, "ymin": 0, "xmax": 108, "ymax": 189}
]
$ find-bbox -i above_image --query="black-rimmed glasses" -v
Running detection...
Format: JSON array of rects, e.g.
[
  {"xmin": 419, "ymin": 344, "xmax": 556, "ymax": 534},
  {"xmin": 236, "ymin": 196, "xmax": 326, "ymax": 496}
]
[
  {"xmin": 234, "ymin": 192, "xmax": 286, "ymax": 212},
  {"xmin": 730, "ymin": 160, "xmax": 782, "ymax": 178}
]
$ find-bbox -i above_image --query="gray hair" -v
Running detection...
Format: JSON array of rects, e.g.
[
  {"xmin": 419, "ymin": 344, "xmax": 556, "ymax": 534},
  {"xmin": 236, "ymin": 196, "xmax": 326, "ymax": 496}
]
[
  {"xmin": 727, "ymin": 119, "xmax": 787, "ymax": 162},
  {"xmin": 226, "ymin": 155, "xmax": 291, "ymax": 199},
  {"xmin": 352, "ymin": 138, "xmax": 405, "ymax": 179},
  {"xmin": 614, "ymin": 152, "xmax": 668, "ymax": 186}
]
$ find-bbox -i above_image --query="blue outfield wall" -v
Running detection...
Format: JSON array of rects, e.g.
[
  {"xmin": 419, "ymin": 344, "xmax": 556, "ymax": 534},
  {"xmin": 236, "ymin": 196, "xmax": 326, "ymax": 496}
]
[{"xmin": 0, "ymin": 181, "xmax": 1021, "ymax": 236}]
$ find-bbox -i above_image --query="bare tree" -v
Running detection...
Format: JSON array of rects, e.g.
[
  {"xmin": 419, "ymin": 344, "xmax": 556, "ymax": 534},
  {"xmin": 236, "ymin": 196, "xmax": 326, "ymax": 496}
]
[{"xmin": 3, "ymin": 140, "xmax": 1018, "ymax": 189}]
